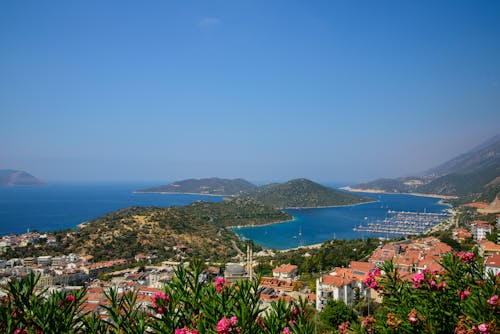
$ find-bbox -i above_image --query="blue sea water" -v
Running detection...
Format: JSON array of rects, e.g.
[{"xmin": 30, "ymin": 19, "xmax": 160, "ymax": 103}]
[
  {"xmin": 0, "ymin": 184, "xmax": 449, "ymax": 250},
  {"xmin": 0, "ymin": 182, "xmax": 222, "ymax": 236},
  {"xmin": 233, "ymin": 192, "xmax": 449, "ymax": 250}
]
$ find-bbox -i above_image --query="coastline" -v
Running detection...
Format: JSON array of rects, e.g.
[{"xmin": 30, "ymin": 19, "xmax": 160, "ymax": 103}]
[
  {"xmin": 229, "ymin": 199, "xmax": 377, "ymax": 229},
  {"xmin": 340, "ymin": 186, "xmax": 458, "ymax": 200},
  {"xmin": 228, "ymin": 218, "xmax": 296, "ymax": 230},
  {"xmin": 283, "ymin": 199, "xmax": 377, "ymax": 210},
  {"xmin": 276, "ymin": 242, "xmax": 324, "ymax": 252},
  {"xmin": 133, "ymin": 191, "xmax": 228, "ymax": 197}
]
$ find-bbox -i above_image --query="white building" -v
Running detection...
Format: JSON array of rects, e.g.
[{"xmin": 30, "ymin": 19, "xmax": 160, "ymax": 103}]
[
  {"xmin": 272, "ymin": 264, "xmax": 298, "ymax": 281},
  {"xmin": 315, "ymin": 261, "xmax": 375, "ymax": 311},
  {"xmin": 471, "ymin": 221, "xmax": 493, "ymax": 241},
  {"xmin": 485, "ymin": 254, "xmax": 500, "ymax": 277}
]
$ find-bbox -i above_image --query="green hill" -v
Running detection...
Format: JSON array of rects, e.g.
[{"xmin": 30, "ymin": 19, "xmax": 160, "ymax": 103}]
[
  {"xmin": 244, "ymin": 178, "xmax": 374, "ymax": 209},
  {"xmin": 51, "ymin": 199, "xmax": 291, "ymax": 261},
  {"xmin": 136, "ymin": 177, "xmax": 257, "ymax": 195}
]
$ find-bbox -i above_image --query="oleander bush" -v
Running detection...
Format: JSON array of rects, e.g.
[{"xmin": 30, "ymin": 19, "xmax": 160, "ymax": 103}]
[
  {"xmin": 352, "ymin": 251, "xmax": 500, "ymax": 334},
  {"xmin": 0, "ymin": 260, "xmax": 314, "ymax": 334}
]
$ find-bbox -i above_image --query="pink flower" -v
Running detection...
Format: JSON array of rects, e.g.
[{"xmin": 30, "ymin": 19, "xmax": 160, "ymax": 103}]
[
  {"xmin": 152, "ymin": 292, "xmax": 169, "ymax": 313},
  {"xmin": 487, "ymin": 295, "xmax": 498, "ymax": 306},
  {"xmin": 175, "ymin": 328, "xmax": 198, "ymax": 334},
  {"xmin": 364, "ymin": 272, "xmax": 379, "ymax": 289},
  {"xmin": 230, "ymin": 315, "xmax": 238, "ymax": 326},
  {"xmin": 478, "ymin": 323, "xmax": 489, "ymax": 333},
  {"xmin": 373, "ymin": 267, "xmax": 381, "ymax": 277},
  {"xmin": 65, "ymin": 294, "xmax": 75, "ymax": 303},
  {"xmin": 217, "ymin": 317, "xmax": 233, "ymax": 334},
  {"xmin": 291, "ymin": 306, "xmax": 298, "ymax": 315},
  {"xmin": 408, "ymin": 309, "xmax": 419, "ymax": 324},
  {"xmin": 461, "ymin": 252, "xmax": 475, "ymax": 263},
  {"xmin": 362, "ymin": 316, "xmax": 376, "ymax": 326},
  {"xmin": 283, "ymin": 327, "xmax": 292, "ymax": 334},
  {"xmin": 338, "ymin": 321, "xmax": 350, "ymax": 334},
  {"xmin": 214, "ymin": 276, "xmax": 226, "ymax": 293},
  {"xmin": 412, "ymin": 272, "xmax": 425, "ymax": 289},
  {"xmin": 460, "ymin": 290, "xmax": 471, "ymax": 300}
]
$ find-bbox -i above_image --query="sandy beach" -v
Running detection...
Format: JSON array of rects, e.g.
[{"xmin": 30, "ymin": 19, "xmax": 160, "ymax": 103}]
[{"xmin": 340, "ymin": 186, "xmax": 458, "ymax": 200}]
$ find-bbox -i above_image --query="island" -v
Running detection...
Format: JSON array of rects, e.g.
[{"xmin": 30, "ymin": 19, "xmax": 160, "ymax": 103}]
[
  {"xmin": 242, "ymin": 178, "xmax": 375, "ymax": 209},
  {"xmin": 138, "ymin": 177, "xmax": 374, "ymax": 208},
  {"xmin": 136, "ymin": 177, "xmax": 257, "ymax": 196},
  {"xmin": 0, "ymin": 169, "xmax": 45, "ymax": 187}
]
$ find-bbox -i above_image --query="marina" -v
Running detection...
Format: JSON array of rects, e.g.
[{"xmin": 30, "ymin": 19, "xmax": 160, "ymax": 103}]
[{"xmin": 353, "ymin": 210, "xmax": 451, "ymax": 236}]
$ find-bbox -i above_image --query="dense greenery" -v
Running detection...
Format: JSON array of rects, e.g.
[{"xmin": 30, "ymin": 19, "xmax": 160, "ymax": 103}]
[
  {"xmin": 3, "ymin": 252, "xmax": 500, "ymax": 333},
  {"xmin": 0, "ymin": 260, "xmax": 315, "ymax": 334},
  {"xmin": 137, "ymin": 178, "xmax": 257, "ymax": 196},
  {"xmin": 244, "ymin": 178, "xmax": 374, "ymax": 208},
  {"xmin": 352, "ymin": 252, "xmax": 500, "ymax": 334},
  {"xmin": 268, "ymin": 238, "xmax": 380, "ymax": 273}
]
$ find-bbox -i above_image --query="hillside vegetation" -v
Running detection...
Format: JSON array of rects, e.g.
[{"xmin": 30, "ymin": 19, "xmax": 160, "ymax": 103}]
[
  {"xmin": 244, "ymin": 178, "xmax": 374, "ymax": 209},
  {"xmin": 136, "ymin": 177, "xmax": 257, "ymax": 195},
  {"xmin": 59, "ymin": 199, "xmax": 291, "ymax": 261}
]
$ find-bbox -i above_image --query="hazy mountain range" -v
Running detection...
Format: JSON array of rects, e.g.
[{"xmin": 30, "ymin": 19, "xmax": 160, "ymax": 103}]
[{"xmin": 352, "ymin": 134, "xmax": 500, "ymax": 199}]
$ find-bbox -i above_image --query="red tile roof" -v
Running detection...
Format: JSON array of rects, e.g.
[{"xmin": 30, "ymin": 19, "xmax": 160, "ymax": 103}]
[{"xmin": 273, "ymin": 264, "xmax": 298, "ymax": 274}]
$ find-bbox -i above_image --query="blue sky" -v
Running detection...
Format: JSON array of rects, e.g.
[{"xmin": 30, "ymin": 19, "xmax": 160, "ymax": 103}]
[{"xmin": 1, "ymin": 0, "xmax": 499, "ymax": 183}]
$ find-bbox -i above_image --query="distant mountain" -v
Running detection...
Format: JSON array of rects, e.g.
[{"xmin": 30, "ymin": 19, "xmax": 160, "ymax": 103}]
[
  {"xmin": 136, "ymin": 177, "xmax": 257, "ymax": 196},
  {"xmin": 352, "ymin": 134, "xmax": 500, "ymax": 197},
  {"xmin": 0, "ymin": 169, "xmax": 45, "ymax": 187},
  {"xmin": 243, "ymin": 178, "xmax": 375, "ymax": 209}
]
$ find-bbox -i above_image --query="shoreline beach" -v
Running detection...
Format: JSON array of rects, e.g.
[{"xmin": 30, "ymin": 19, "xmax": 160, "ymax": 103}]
[{"xmin": 340, "ymin": 186, "xmax": 458, "ymax": 200}]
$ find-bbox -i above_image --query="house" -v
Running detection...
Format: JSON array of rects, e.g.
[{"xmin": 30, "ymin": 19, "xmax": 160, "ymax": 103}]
[
  {"xmin": 478, "ymin": 240, "xmax": 500, "ymax": 257},
  {"xmin": 315, "ymin": 261, "xmax": 376, "ymax": 311},
  {"xmin": 272, "ymin": 264, "xmax": 298, "ymax": 281},
  {"xmin": 368, "ymin": 237, "xmax": 451, "ymax": 274},
  {"xmin": 452, "ymin": 228, "xmax": 472, "ymax": 243},
  {"xmin": 471, "ymin": 221, "xmax": 493, "ymax": 240},
  {"xmin": 224, "ymin": 263, "xmax": 247, "ymax": 283},
  {"xmin": 316, "ymin": 274, "xmax": 353, "ymax": 311},
  {"xmin": 485, "ymin": 254, "xmax": 500, "ymax": 277}
]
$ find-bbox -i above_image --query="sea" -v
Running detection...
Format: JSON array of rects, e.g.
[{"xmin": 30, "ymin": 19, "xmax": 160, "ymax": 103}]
[{"xmin": 0, "ymin": 183, "xmax": 449, "ymax": 250}]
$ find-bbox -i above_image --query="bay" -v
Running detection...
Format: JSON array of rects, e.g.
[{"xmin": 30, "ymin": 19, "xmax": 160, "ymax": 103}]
[
  {"xmin": 0, "ymin": 182, "xmax": 222, "ymax": 236},
  {"xmin": 0, "ymin": 184, "xmax": 449, "ymax": 251},
  {"xmin": 232, "ymin": 192, "xmax": 450, "ymax": 250}
]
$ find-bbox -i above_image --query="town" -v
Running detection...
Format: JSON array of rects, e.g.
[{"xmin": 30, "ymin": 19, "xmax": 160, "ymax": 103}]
[{"xmin": 1, "ymin": 204, "xmax": 499, "ymax": 329}]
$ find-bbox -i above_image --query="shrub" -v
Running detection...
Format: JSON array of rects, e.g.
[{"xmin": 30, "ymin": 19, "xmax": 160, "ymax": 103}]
[{"xmin": 0, "ymin": 259, "xmax": 315, "ymax": 333}]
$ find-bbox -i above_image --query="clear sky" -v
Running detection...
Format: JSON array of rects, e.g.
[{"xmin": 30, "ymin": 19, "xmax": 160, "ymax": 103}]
[{"xmin": 1, "ymin": 1, "xmax": 499, "ymax": 183}]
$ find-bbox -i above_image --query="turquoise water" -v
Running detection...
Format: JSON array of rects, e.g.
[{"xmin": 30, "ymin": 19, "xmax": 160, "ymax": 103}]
[{"xmin": 233, "ymin": 192, "xmax": 449, "ymax": 250}]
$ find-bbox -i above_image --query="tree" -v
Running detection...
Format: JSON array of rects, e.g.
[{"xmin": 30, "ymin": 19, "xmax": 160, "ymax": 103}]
[{"xmin": 319, "ymin": 299, "xmax": 358, "ymax": 331}]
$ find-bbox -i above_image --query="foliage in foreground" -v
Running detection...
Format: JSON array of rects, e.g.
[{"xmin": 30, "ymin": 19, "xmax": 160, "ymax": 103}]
[
  {"xmin": 0, "ymin": 260, "xmax": 315, "ymax": 334},
  {"xmin": 352, "ymin": 251, "xmax": 500, "ymax": 334},
  {"xmin": 3, "ymin": 252, "xmax": 500, "ymax": 333}
]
